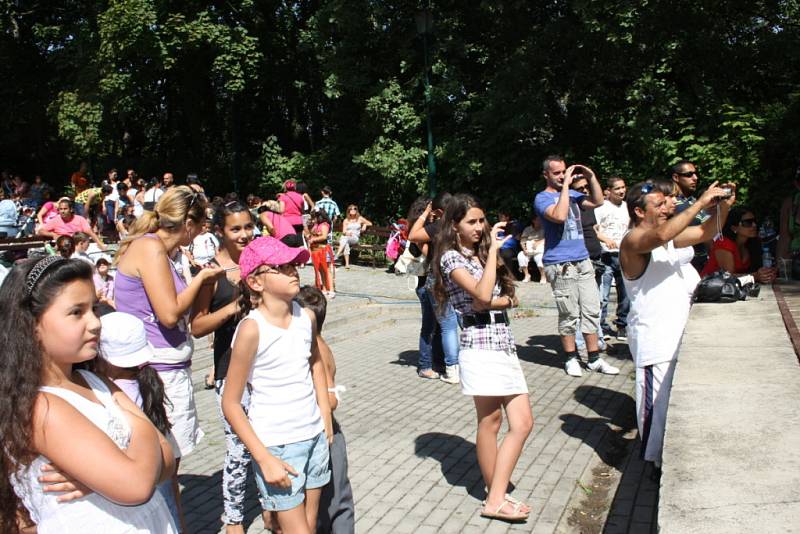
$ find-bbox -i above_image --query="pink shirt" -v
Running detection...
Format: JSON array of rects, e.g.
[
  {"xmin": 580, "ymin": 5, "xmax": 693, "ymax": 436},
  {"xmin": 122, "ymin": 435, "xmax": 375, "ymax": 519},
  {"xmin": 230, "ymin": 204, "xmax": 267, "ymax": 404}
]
[
  {"xmin": 265, "ymin": 211, "xmax": 296, "ymax": 240},
  {"xmin": 41, "ymin": 214, "xmax": 92, "ymax": 236},
  {"xmin": 278, "ymin": 191, "xmax": 304, "ymax": 226}
]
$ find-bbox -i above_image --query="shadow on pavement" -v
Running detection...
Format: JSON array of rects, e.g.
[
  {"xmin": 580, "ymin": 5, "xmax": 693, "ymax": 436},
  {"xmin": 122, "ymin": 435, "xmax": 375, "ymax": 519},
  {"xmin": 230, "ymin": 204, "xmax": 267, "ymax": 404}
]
[
  {"xmin": 180, "ymin": 470, "xmax": 264, "ymax": 534},
  {"xmin": 517, "ymin": 334, "xmax": 564, "ymax": 369},
  {"xmin": 557, "ymin": 385, "xmax": 659, "ymax": 533},
  {"xmin": 389, "ymin": 349, "xmax": 419, "ymax": 368},
  {"xmin": 414, "ymin": 432, "xmax": 486, "ymax": 501}
]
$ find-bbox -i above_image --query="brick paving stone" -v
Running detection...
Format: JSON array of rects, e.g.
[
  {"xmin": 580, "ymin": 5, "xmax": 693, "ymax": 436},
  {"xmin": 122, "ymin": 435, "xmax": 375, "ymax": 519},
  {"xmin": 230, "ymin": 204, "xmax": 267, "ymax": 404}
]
[{"xmin": 172, "ymin": 266, "xmax": 655, "ymax": 532}]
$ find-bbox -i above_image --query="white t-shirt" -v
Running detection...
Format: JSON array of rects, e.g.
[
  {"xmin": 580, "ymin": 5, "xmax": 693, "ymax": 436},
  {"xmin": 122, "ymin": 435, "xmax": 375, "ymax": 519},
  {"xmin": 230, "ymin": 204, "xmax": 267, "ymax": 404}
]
[
  {"xmin": 191, "ymin": 232, "xmax": 219, "ymax": 265},
  {"xmin": 594, "ymin": 200, "xmax": 630, "ymax": 252},
  {"xmin": 234, "ymin": 303, "xmax": 323, "ymax": 447},
  {"xmin": 144, "ymin": 188, "xmax": 163, "ymax": 205}
]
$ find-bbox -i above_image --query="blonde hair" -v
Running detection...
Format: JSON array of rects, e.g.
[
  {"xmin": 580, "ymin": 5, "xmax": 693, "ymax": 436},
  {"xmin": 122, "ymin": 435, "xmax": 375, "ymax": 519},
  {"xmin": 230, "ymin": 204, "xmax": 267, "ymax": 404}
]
[
  {"xmin": 115, "ymin": 185, "xmax": 207, "ymax": 262},
  {"xmin": 345, "ymin": 204, "xmax": 360, "ymax": 220}
]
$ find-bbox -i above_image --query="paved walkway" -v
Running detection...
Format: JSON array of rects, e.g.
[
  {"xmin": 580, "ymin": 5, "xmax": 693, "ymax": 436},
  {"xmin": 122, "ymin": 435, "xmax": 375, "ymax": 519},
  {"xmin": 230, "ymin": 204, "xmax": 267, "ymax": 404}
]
[{"xmin": 180, "ymin": 265, "xmax": 657, "ymax": 533}]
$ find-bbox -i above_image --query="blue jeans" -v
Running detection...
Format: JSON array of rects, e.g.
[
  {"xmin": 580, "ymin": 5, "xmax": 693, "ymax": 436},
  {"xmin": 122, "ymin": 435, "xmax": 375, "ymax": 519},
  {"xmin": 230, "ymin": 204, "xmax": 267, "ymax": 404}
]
[
  {"xmin": 599, "ymin": 252, "xmax": 630, "ymax": 331},
  {"xmin": 427, "ymin": 290, "xmax": 459, "ymax": 367},
  {"xmin": 415, "ymin": 286, "xmax": 438, "ymax": 371}
]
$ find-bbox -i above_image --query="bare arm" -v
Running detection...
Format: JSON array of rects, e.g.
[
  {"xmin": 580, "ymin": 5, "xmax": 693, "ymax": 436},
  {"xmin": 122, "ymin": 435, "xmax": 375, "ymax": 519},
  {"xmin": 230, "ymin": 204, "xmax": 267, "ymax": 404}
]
[
  {"xmin": 579, "ymin": 165, "xmax": 605, "ymax": 209},
  {"xmin": 125, "ymin": 238, "xmax": 221, "ymax": 328},
  {"xmin": 409, "ymin": 204, "xmax": 433, "ymax": 243},
  {"xmin": 316, "ymin": 336, "xmax": 338, "ymax": 411},
  {"xmin": 543, "ymin": 173, "xmax": 575, "ymax": 224},
  {"xmin": 674, "ymin": 185, "xmax": 735, "ymax": 248},
  {"xmin": 359, "ymin": 216, "xmax": 372, "ymax": 228},
  {"xmin": 33, "ymin": 393, "xmax": 162, "ymax": 505},
  {"xmin": 307, "ymin": 311, "xmax": 333, "ymax": 444},
  {"xmin": 448, "ymin": 222, "xmax": 509, "ymax": 309},
  {"xmin": 190, "ymin": 281, "xmax": 238, "ymax": 337}
]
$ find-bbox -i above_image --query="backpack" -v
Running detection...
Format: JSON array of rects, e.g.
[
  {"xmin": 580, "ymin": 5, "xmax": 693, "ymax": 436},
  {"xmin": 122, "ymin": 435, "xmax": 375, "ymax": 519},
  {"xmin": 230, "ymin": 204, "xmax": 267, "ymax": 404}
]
[{"xmin": 693, "ymin": 270, "xmax": 758, "ymax": 303}]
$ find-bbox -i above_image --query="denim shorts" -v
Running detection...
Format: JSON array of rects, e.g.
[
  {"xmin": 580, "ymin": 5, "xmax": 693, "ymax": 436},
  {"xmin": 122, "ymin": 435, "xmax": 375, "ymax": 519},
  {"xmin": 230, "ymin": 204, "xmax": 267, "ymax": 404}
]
[{"xmin": 253, "ymin": 431, "xmax": 331, "ymax": 511}]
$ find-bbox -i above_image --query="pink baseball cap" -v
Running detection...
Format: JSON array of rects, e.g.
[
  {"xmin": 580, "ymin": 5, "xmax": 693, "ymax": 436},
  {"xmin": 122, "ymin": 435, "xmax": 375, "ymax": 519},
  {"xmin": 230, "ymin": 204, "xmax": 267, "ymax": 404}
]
[{"xmin": 239, "ymin": 236, "xmax": 310, "ymax": 279}]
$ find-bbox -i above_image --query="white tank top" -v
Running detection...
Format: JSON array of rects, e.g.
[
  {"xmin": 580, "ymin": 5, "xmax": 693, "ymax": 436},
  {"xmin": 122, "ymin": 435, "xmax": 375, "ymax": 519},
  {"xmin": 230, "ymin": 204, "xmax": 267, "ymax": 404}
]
[
  {"xmin": 623, "ymin": 240, "xmax": 701, "ymax": 367},
  {"xmin": 12, "ymin": 370, "xmax": 177, "ymax": 534},
  {"xmin": 235, "ymin": 302, "xmax": 323, "ymax": 447}
]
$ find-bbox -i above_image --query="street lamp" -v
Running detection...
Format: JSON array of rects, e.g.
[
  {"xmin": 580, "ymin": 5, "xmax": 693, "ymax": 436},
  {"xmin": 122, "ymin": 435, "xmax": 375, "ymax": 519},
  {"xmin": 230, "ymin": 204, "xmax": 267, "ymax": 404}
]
[{"xmin": 415, "ymin": 7, "xmax": 436, "ymax": 197}]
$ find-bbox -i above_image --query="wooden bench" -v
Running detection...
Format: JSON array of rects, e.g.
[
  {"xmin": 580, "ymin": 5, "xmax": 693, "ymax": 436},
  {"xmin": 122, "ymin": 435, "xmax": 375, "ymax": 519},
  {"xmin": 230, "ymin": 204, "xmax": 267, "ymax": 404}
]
[
  {"xmin": 0, "ymin": 235, "xmax": 51, "ymax": 253},
  {"xmin": 351, "ymin": 225, "xmax": 393, "ymax": 268}
]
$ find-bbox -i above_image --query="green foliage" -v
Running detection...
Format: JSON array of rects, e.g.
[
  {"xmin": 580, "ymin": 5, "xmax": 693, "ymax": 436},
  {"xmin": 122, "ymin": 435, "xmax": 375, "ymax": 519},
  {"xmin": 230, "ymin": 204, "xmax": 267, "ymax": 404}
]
[
  {"xmin": 1, "ymin": 0, "xmax": 798, "ymax": 219},
  {"xmin": 49, "ymin": 92, "xmax": 104, "ymax": 158}
]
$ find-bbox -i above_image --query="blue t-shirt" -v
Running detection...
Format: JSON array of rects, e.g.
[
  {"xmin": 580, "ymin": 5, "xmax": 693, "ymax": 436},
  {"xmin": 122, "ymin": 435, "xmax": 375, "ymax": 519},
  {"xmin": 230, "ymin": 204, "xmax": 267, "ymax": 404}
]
[{"xmin": 534, "ymin": 190, "xmax": 589, "ymax": 264}]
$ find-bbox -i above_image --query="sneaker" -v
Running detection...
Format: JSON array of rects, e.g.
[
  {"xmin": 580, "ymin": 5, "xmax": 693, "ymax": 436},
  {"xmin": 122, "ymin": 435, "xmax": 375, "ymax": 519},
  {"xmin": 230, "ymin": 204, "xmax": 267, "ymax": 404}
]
[
  {"xmin": 615, "ymin": 327, "xmax": 627, "ymax": 341},
  {"xmin": 565, "ymin": 357, "xmax": 582, "ymax": 377},
  {"xmin": 440, "ymin": 364, "xmax": 460, "ymax": 384},
  {"xmin": 602, "ymin": 329, "xmax": 613, "ymax": 341},
  {"xmin": 418, "ymin": 369, "xmax": 440, "ymax": 379},
  {"xmin": 587, "ymin": 357, "xmax": 620, "ymax": 375}
]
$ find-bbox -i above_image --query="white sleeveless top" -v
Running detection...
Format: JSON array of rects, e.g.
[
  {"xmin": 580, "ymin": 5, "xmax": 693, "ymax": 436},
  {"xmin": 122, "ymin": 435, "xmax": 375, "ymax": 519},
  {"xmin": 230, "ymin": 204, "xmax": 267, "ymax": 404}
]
[
  {"xmin": 12, "ymin": 370, "xmax": 177, "ymax": 534},
  {"xmin": 623, "ymin": 240, "xmax": 701, "ymax": 368},
  {"xmin": 234, "ymin": 303, "xmax": 323, "ymax": 447}
]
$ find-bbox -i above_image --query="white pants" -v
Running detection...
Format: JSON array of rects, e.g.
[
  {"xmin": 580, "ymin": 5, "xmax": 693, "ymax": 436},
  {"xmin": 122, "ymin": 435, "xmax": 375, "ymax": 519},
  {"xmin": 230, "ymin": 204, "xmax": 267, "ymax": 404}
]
[{"xmin": 635, "ymin": 359, "xmax": 677, "ymax": 467}]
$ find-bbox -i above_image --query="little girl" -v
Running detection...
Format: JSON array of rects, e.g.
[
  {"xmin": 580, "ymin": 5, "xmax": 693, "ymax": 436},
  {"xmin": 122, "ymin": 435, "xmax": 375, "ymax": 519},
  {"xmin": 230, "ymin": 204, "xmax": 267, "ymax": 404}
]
[
  {"xmin": 222, "ymin": 236, "xmax": 333, "ymax": 534},
  {"xmin": 0, "ymin": 257, "xmax": 176, "ymax": 533},
  {"xmin": 305, "ymin": 210, "xmax": 334, "ymax": 298},
  {"xmin": 432, "ymin": 194, "xmax": 534, "ymax": 523}
]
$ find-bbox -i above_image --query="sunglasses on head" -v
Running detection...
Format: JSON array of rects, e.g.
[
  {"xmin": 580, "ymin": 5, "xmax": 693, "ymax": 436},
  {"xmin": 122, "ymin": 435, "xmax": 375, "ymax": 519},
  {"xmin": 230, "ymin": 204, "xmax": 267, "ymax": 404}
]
[{"xmin": 738, "ymin": 218, "xmax": 757, "ymax": 227}]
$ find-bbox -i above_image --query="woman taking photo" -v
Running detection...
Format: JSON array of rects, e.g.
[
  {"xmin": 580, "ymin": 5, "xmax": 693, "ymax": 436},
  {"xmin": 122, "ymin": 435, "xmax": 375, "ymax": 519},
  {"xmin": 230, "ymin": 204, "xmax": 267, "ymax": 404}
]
[
  {"xmin": 335, "ymin": 205, "xmax": 372, "ymax": 269},
  {"xmin": 432, "ymin": 194, "xmax": 533, "ymax": 523},
  {"xmin": 701, "ymin": 206, "xmax": 778, "ymax": 283},
  {"xmin": 113, "ymin": 186, "xmax": 222, "ymax": 531}
]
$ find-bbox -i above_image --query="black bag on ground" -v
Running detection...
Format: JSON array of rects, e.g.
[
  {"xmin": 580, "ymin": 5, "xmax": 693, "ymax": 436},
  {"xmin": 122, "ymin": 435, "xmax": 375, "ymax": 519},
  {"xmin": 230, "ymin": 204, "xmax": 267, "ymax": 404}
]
[{"xmin": 693, "ymin": 270, "xmax": 757, "ymax": 303}]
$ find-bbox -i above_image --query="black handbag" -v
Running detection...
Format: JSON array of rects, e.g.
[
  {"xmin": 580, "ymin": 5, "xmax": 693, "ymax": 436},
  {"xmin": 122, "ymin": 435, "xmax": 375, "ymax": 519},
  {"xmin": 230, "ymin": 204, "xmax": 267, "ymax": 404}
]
[{"xmin": 693, "ymin": 270, "xmax": 759, "ymax": 303}]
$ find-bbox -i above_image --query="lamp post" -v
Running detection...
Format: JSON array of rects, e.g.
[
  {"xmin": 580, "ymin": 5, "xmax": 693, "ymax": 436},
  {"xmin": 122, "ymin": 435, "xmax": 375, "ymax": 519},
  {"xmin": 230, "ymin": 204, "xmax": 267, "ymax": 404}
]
[{"xmin": 415, "ymin": 7, "xmax": 436, "ymax": 197}]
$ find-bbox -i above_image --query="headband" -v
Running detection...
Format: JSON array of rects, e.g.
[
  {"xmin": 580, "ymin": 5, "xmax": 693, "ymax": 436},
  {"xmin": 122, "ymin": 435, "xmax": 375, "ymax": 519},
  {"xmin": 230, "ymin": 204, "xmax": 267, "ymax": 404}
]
[{"xmin": 25, "ymin": 256, "xmax": 67, "ymax": 296}]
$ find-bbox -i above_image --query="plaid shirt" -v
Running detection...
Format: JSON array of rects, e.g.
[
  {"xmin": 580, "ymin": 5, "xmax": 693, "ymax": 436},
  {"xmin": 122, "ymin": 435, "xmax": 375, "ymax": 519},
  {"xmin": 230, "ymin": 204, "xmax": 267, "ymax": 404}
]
[
  {"xmin": 315, "ymin": 197, "xmax": 340, "ymax": 223},
  {"xmin": 441, "ymin": 249, "xmax": 516, "ymax": 354}
]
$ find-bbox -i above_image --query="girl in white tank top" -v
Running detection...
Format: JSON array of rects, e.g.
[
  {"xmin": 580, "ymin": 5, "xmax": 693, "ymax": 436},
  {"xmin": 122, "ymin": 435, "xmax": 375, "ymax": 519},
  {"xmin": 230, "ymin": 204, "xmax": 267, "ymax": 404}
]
[
  {"xmin": 0, "ymin": 257, "xmax": 175, "ymax": 533},
  {"xmin": 221, "ymin": 236, "xmax": 333, "ymax": 532}
]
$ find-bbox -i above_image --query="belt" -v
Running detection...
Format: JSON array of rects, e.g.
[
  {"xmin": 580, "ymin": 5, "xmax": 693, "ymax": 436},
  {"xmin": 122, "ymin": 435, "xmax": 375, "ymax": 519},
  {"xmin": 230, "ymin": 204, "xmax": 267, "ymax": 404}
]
[{"xmin": 462, "ymin": 310, "xmax": 508, "ymax": 328}]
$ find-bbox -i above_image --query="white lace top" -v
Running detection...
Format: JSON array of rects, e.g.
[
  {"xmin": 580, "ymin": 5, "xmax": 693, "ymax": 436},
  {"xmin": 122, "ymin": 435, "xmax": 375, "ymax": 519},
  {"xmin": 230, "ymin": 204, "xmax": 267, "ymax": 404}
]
[{"xmin": 12, "ymin": 370, "xmax": 177, "ymax": 534}]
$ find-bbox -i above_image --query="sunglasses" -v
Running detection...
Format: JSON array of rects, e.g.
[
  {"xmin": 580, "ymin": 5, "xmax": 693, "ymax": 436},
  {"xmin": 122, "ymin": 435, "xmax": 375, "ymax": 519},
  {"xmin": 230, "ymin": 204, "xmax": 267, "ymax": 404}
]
[
  {"xmin": 738, "ymin": 218, "xmax": 757, "ymax": 227},
  {"xmin": 573, "ymin": 185, "xmax": 589, "ymax": 193},
  {"xmin": 677, "ymin": 171, "xmax": 698, "ymax": 178},
  {"xmin": 251, "ymin": 263, "xmax": 300, "ymax": 278}
]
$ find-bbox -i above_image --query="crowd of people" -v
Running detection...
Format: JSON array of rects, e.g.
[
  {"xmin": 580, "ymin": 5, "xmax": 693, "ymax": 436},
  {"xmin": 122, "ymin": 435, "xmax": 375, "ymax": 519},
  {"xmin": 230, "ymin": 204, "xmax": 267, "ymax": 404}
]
[{"xmin": 0, "ymin": 155, "xmax": 786, "ymax": 532}]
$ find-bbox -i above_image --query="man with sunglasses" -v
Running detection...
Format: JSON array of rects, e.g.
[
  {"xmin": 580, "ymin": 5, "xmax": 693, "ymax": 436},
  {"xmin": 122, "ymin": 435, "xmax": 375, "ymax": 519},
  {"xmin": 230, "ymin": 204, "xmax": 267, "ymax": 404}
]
[
  {"xmin": 534, "ymin": 155, "xmax": 619, "ymax": 377},
  {"xmin": 620, "ymin": 179, "xmax": 734, "ymax": 470},
  {"xmin": 672, "ymin": 160, "xmax": 711, "ymax": 271}
]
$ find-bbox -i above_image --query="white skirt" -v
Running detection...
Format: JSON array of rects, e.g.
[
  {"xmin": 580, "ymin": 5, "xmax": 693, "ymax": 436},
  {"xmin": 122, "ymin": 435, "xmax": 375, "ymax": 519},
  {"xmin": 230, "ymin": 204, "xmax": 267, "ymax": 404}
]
[
  {"xmin": 160, "ymin": 368, "xmax": 204, "ymax": 458},
  {"xmin": 459, "ymin": 347, "xmax": 529, "ymax": 396}
]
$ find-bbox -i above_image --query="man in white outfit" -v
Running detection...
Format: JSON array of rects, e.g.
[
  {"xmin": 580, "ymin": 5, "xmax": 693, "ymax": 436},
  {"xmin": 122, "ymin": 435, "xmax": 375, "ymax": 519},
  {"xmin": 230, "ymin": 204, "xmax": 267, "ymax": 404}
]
[{"xmin": 620, "ymin": 178, "xmax": 735, "ymax": 469}]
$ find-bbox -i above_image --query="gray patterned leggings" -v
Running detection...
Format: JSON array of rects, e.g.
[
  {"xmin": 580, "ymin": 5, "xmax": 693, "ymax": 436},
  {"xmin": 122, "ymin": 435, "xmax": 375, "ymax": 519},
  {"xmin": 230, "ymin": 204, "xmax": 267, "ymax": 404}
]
[{"xmin": 215, "ymin": 380, "xmax": 267, "ymax": 524}]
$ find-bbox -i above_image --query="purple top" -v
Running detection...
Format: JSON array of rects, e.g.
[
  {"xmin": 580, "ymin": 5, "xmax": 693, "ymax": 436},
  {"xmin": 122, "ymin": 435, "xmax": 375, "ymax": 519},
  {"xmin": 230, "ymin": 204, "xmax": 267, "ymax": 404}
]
[{"xmin": 114, "ymin": 234, "xmax": 193, "ymax": 364}]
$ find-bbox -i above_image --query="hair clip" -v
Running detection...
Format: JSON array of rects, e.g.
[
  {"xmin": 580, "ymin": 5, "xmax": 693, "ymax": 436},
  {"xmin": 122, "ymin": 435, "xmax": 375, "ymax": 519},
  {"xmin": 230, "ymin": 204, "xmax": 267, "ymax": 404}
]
[{"xmin": 25, "ymin": 256, "xmax": 68, "ymax": 296}]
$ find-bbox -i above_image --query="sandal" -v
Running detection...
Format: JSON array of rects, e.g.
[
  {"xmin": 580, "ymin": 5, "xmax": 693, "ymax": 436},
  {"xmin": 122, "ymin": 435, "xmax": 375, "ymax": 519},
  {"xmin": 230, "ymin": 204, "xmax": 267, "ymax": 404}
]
[
  {"xmin": 481, "ymin": 494, "xmax": 531, "ymax": 514},
  {"xmin": 480, "ymin": 498, "xmax": 529, "ymax": 523}
]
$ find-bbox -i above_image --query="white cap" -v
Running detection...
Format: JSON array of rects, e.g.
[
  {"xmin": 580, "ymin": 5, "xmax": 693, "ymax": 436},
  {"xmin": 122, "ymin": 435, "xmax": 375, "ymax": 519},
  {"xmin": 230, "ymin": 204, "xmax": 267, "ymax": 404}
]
[{"xmin": 99, "ymin": 312, "xmax": 154, "ymax": 368}]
